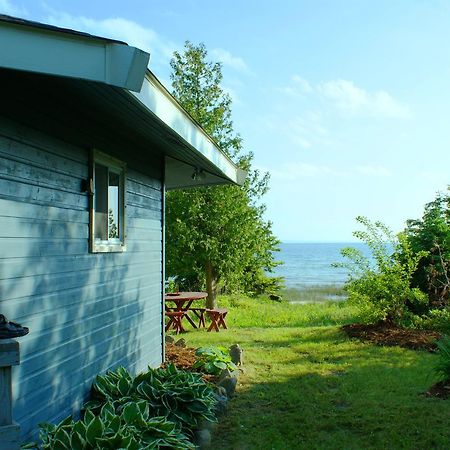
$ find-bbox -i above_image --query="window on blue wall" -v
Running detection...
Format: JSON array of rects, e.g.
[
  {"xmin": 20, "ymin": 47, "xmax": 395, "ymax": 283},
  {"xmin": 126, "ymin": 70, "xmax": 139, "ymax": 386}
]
[{"xmin": 91, "ymin": 151, "xmax": 126, "ymax": 253}]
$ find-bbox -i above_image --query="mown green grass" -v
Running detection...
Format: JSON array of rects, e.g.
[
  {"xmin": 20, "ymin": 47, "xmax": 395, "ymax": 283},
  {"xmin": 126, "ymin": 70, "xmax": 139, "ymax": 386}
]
[{"xmin": 178, "ymin": 294, "xmax": 450, "ymax": 450}]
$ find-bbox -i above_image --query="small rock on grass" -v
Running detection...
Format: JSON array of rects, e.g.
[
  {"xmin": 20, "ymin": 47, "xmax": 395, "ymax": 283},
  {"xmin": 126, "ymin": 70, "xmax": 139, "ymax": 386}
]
[
  {"xmin": 229, "ymin": 344, "xmax": 244, "ymax": 366},
  {"xmin": 195, "ymin": 429, "xmax": 211, "ymax": 449},
  {"xmin": 217, "ymin": 376, "xmax": 237, "ymax": 398}
]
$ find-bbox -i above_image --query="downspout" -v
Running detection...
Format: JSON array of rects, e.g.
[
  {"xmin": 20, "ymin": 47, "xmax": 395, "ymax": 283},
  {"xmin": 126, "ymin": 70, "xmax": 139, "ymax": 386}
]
[{"xmin": 161, "ymin": 156, "xmax": 166, "ymax": 363}]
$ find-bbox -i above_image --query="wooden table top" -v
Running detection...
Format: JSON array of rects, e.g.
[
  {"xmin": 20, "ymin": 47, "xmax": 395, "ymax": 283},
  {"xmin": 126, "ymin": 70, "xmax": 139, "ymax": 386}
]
[{"xmin": 164, "ymin": 291, "xmax": 208, "ymax": 301}]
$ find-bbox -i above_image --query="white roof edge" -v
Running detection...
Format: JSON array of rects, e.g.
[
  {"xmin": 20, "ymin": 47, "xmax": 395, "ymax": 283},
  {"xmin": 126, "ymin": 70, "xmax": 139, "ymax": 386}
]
[
  {"xmin": 130, "ymin": 71, "xmax": 244, "ymax": 185},
  {"xmin": 0, "ymin": 18, "xmax": 149, "ymax": 92},
  {"xmin": 0, "ymin": 15, "xmax": 245, "ymax": 186}
]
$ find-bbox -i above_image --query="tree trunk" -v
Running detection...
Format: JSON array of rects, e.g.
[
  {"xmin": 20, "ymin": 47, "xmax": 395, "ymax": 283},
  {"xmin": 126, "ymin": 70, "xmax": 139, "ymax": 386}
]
[{"xmin": 205, "ymin": 261, "xmax": 218, "ymax": 309}]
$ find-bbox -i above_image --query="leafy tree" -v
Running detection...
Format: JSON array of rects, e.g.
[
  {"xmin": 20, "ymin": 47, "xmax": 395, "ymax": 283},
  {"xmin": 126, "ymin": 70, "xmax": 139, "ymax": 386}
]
[
  {"xmin": 166, "ymin": 41, "xmax": 280, "ymax": 308},
  {"xmin": 401, "ymin": 187, "xmax": 449, "ymax": 308},
  {"xmin": 336, "ymin": 216, "xmax": 427, "ymax": 324}
]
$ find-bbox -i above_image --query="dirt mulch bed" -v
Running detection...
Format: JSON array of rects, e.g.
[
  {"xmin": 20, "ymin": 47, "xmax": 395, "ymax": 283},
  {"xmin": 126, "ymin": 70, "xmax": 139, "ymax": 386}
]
[
  {"xmin": 342, "ymin": 321, "xmax": 441, "ymax": 352},
  {"xmin": 164, "ymin": 343, "xmax": 198, "ymax": 370},
  {"xmin": 424, "ymin": 380, "xmax": 450, "ymax": 399},
  {"xmin": 163, "ymin": 342, "xmax": 216, "ymax": 382}
]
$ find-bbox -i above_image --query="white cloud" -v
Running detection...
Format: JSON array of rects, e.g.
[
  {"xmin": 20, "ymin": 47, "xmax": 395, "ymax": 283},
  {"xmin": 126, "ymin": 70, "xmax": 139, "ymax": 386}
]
[
  {"xmin": 42, "ymin": 9, "xmax": 178, "ymax": 70},
  {"xmin": 356, "ymin": 165, "xmax": 392, "ymax": 177},
  {"xmin": 279, "ymin": 74, "xmax": 312, "ymax": 96},
  {"xmin": 318, "ymin": 79, "xmax": 412, "ymax": 119},
  {"xmin": 280, "ymin": 76, "xmax": 412, "ymax": 120},
  {"xmin": 286, "ymin": 114, "xmax": 330, "ymax": 149},
  {"xmin": 260, "ymin": 161, "xmax": 392, "ymax": 183},
  {"xmin": 0, "ymin": 0, "xmax": 27, "ymax": 17},
  {"xmin": 211, "ymin": 48, "xmax": 250, "ymax": 73},
  {"xmin": 260, "ymin": 162, "xmax": 339, "ymax": 182}
]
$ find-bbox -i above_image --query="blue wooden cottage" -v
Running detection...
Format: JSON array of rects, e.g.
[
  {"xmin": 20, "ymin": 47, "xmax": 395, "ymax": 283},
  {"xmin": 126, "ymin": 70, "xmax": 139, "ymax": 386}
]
[{"xmin": 0, "ymin": 15, "xmax": 244, "ymax": 440}]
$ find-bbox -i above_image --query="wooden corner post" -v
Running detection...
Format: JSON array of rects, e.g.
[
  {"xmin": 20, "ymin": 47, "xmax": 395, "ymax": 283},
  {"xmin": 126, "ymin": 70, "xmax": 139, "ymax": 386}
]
[{"xmin": 0, "ymin": 339, "xmax": 20, "ymax": 450}]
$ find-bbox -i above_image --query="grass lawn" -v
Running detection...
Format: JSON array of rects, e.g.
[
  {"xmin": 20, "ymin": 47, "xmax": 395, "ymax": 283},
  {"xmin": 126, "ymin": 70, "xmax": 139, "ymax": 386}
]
[{"xmin": 177, "ymin": 293, "xmax": 450, "ymax": 449}]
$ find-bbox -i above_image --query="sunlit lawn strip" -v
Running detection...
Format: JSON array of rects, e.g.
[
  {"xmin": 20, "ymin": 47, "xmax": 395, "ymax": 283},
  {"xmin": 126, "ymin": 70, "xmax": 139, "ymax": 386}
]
[{"xmin": 185, "ymin": 297, "xmax": 450, "ymax": 450}]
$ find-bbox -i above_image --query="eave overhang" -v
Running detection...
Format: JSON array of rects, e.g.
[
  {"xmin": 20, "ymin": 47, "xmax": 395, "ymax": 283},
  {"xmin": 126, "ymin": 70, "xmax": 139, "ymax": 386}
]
[{"xmin": 0, "ymin": 14, "xmax": 245, "ymax": 189}]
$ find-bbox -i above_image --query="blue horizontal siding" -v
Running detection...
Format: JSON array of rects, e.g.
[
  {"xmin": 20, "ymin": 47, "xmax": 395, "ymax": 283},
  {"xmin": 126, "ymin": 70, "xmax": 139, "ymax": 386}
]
[{"xmin": 0, "ymin": 116, "xmax": 164, "ymax": 440}]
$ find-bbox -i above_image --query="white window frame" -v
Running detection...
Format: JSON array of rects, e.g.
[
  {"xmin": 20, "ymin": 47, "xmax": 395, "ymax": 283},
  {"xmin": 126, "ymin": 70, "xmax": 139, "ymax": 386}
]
[{"xmin": 89, "ymin": 150, "xmax": 126, "ymax": 253}]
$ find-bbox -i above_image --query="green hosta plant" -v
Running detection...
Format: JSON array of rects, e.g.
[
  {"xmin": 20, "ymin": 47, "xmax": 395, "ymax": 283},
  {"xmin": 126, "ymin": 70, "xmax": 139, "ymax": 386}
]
[
  {"xmin": 22, "ymin": 400, "xmax": 194, "ymax": 449},
  {"xmin": 134, "ymin": 364, "xmax": 217, "ymax": 435},
  {"xmin": 434, "ymin": 336, "xmax": 450, "ymax": 383},
  {"xmin": 85, "ymin": 364, "xmax": 217, "ymax": 436},
  {"xmin": 193, "ymin": 346, "xmax": 238, "ymax": 375}
]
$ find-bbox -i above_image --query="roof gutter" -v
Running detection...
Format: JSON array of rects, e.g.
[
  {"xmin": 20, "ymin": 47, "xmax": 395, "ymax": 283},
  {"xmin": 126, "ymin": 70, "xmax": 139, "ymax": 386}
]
[
  {"xmin": 130, "ymin": 71, "xmax": 246, "ymax": 186},
  {"xmin": 0, "ymin": 16, "xmax": 149, "ymax": 92}
]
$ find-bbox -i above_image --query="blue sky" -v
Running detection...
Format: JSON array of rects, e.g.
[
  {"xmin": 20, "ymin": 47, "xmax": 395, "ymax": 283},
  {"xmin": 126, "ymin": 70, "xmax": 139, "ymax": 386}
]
[{"xmin": 1, "ymin": 0, "xmax": 449, "ymax": 242}]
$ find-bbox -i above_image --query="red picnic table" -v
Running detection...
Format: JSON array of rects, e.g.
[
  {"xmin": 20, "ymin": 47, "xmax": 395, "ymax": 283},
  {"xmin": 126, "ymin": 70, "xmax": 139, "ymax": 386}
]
[{"xmin": 164, "ymin": 291, "xmax": 207, "ymax": 333}]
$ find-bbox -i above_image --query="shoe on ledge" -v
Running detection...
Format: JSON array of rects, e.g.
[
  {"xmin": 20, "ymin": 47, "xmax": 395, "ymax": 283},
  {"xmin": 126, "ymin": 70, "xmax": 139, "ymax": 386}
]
[{"xmin": 0, "ymin": 314, "xmax": 29, "ymax": 339}]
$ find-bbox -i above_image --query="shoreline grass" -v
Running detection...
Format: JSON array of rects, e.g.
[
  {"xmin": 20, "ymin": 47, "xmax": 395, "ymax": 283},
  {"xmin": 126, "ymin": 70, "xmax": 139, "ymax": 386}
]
[{"xmin": 178, "ymin": 294, "xmax": 450, "ymax": 449}]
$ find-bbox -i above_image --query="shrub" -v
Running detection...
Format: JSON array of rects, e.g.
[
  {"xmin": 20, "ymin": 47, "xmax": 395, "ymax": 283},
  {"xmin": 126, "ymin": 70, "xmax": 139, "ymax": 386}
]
[
  {"xmin": 337, "ymin": 216, "xmax": 427, "ymax": 324},
  {"xmin": 193, "ymin": 346, "xmax": 238, "ymax": 375},
  {"xmin": 434, "ymin": 336, "xmax": 450, "ymax": 383},
  {"xmin": 408, "ymin": 308, "xmax": 450, "ymax": 333},
  {"xmin": 85, "ymin": 364, "xmax": 217, "ymax": 436},
  {"xmin": 23, "ymin": 400, "xmax": 194, "ymax": 449},
  {"xmin": 401, "ymin": 188, "xmax": 449, "ymax": 307}
]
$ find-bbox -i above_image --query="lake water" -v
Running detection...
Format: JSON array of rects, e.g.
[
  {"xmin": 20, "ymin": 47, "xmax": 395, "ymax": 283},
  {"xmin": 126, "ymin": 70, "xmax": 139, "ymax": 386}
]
[{"xmin": 272, "ymin": 242, "xmax": 372, "ymax": 289}]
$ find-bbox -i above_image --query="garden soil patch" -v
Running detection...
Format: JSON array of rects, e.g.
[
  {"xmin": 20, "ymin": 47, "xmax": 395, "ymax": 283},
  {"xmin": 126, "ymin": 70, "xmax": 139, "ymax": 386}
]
[
  {"xmin": 342, "ymin": 322, "xmax": 441, "ymax": 352},
  {"xmin": 164, "ymin": 343, "xmax": 197, "ymax": 370},
  {"xmin": 164, "ymin": 343, "xmax": 216, "ymax": 382},
  {"xmin": 424, "ymin": 380, "xmax": 450, "ymax": 399}
]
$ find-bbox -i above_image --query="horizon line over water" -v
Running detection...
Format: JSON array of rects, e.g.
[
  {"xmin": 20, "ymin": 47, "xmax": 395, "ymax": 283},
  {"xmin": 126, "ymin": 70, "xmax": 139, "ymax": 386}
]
[{"xmin": 272, "ymin": 242, "xmax": 372, "ymax": 289}]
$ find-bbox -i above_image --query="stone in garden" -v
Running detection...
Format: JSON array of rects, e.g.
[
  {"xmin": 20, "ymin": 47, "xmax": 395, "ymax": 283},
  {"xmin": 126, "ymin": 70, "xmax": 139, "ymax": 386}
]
[
  {"xmin": 165, "ymin": 335, "xmax": 175, "ymax": 344},
  {"xmin": 269, "ymin": 294, "xmax": 282, "ymax": 302},
  {"xmin": 194, "ymin": 428, "xmax": 211, "ymax": 449},
  {"xmin": 215, "ymin": 385, "xmax": 228, "ymax": 397},
  {"xmin": 229, "ymin": 344, "xmax": 244, "ymax": 366},
  {"xmin": 175, "ymin": 338, "xmax": 186, "ymax": 347},
  {"xmin": 213, "ymin": 392, "xmax": 228, "ymax": 416},
  {"xmin": 218, "ymin": 368, "xmax": 234, "ymax": 383},
  {"xmin": 218, "ymin": 376, "xmax": 237, "ymax": 398}
]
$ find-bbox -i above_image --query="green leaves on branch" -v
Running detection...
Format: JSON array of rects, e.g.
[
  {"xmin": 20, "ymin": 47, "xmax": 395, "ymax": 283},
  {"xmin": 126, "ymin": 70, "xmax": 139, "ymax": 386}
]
[
  {"xmin": 336, "ymin": 216, "xmax": 427, "ymax": 324},
  {"xmin": 401, "ymin": 187, "xmax": 449, "ymax": 308},
  {"xmin": 167, "ymin": 41, "xmax": 280, "ymax": 304}
]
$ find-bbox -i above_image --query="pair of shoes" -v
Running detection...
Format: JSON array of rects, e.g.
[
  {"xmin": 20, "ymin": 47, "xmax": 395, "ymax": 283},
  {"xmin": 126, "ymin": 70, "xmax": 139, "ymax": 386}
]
[{"xmin": 0, "ymin": 314, "xmax": 29, "ymax": 339}]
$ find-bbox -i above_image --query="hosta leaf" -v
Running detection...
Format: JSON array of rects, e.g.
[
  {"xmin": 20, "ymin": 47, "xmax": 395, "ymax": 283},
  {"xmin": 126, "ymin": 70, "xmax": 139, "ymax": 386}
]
[
  {"xmin": 108, "ymin": 415, "xmax": 121, "ymax": 433},
  {"xmin": 83, "ymin": 409, "xmax": 95, "ymax": 426},
  {"xmin": 51, "ymin": 439, "xmax": 69, "ymax": 450},
  {"xmin": 213, "ymin": 361, "xmax": 227, "ymax": 369},
  {"xmin": 122, "ymin": 402, "xmax": 140, "ymax": 424},
  {"xmin": 101, "ymin": 401, "xmax": 116, "ymax": 420},
  {"xmin": 70, "ymin": 431, "xmax": 85, "ymax": 450},
  {"xmin": 85, "ymin": 415, "xmax": 104, "ymax": 446},
  {"xmin": 118, "ymin": 376, "xmax": 130, "ymax": 397},
  {"xmin": 136, "ymin": 400, "xmax": 149, "ymax": 420},
  {"xmin": 72, "ymin": 420, "xmax": 86, "ymax": 437},
  {"xmin": 54, "ymin": 428, "xmax": 71, "ymax": 449}
]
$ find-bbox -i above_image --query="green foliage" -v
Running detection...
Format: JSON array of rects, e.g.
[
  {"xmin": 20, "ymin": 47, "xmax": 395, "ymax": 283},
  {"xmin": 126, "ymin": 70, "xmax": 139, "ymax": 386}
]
[
  {"xmin": 337, "ymin": 216, "xmax": 427, "ymax": 324},
  {"xmin": 193, "ymin": 346, "xmax": 238, "ymax": 375},
  {"xmin": 408, "ymin": 308, "xmax": 450, "ymax": 333},
  {"xmin": 27, "ymin": 399, "xmax": 194, "ymax": 449},
  {"xmin": 401, "ymin": 187, "xmax": 450, "ymax": 308},
  {"xmin": 434, "ymin": 335, "xmax": 450, "ymax": 382},
  {"xmin": 166, "ymin": 41, "xmax": 280, "ymax": 307},
  {"xmin": 86, "ymin": 364, "xmax": 217, "ymax": 436}
]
